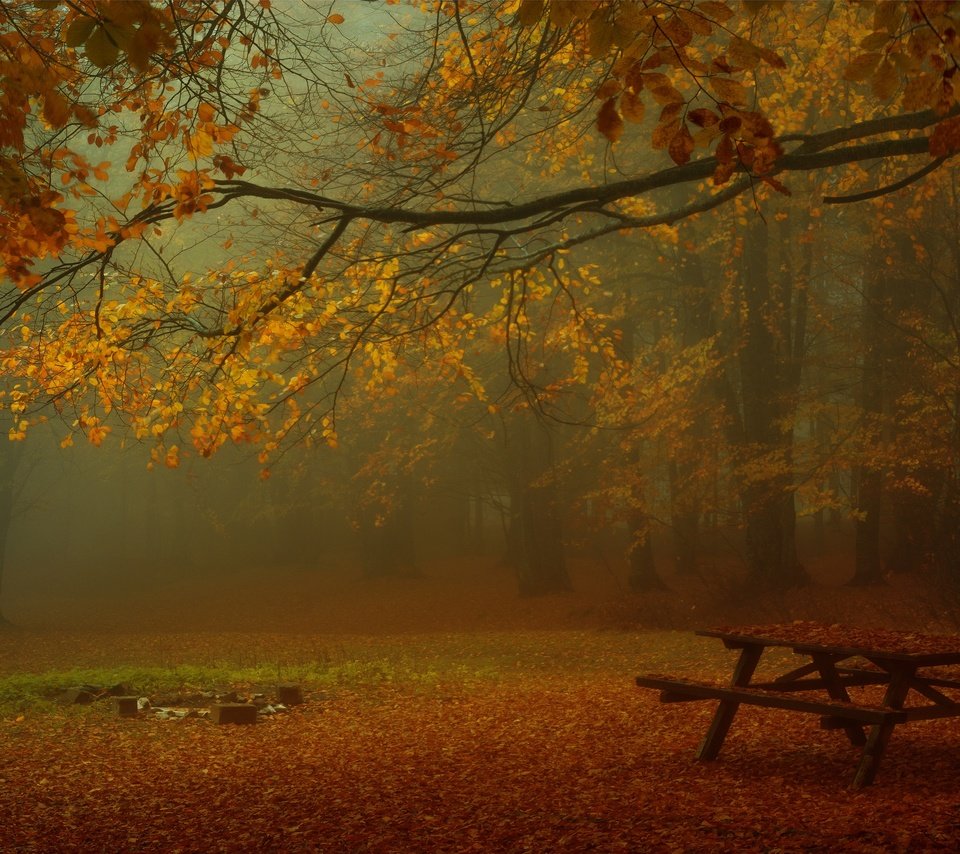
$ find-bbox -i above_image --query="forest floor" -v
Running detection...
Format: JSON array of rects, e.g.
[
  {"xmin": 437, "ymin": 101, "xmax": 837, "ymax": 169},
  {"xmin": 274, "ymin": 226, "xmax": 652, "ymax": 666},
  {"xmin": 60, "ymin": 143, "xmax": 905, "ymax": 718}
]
[{"xmin": 3, "ymin": 557, "xmax": 960, "ymax": 851}]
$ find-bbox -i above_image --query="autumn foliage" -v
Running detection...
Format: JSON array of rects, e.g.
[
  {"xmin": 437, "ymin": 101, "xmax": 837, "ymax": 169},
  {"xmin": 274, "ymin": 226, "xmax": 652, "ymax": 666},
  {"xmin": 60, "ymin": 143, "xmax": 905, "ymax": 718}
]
[{"xmin": 1, "ymin": 1, "xmax": 960, "ymax": 591}]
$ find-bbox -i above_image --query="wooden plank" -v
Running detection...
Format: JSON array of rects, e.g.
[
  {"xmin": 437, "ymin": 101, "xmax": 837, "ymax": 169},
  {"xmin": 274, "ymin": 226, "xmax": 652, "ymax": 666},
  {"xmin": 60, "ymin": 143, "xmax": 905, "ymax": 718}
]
[
  {"xmin": 697, "ymin": 629, "xmax": 960, "ymax": 667},
  {"xmin": 853, "ymin": 664, "xmax": 913, "ymax": 788},
  {"xmin": 750, "ymin": 672, "xmax": 887, "ymax": 692},
  {"xmin": 697, "ymin": 642, "xmax": 763, "ymax": 761},
  {"xmin": 899, "ymin": 703, "xmax": 960, "ymax": 722},
  {"xmin": 812, "ymin": 652, "xmax": 866, "ymax": 746},
  {"xmin": 908, "ymin": 681, "xmax": 955, "ymax": 706},
  {"xmin": 636, "ymin": 676, "xmax": 905, "ymax": 724}
]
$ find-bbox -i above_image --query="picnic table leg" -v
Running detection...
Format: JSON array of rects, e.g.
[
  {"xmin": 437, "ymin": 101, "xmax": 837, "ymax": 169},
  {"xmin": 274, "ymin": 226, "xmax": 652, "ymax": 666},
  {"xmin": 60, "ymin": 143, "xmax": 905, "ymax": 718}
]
[
  {"xmin": 696, "ymin": 643, "xmax": 763, "ymax": 761},
  {"xmin": 852, "ymin": 665, "xmax": 913, "ymax": 788},
  {"xmin": 811, "ymin": 652, "xmax": 866, "ymax": 747}
]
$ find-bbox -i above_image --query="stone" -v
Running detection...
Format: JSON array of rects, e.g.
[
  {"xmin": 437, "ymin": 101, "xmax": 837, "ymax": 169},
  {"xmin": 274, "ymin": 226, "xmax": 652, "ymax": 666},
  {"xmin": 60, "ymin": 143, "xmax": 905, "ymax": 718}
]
[
  {"xmin": 57, "ymin": 687, "xmax": 97, "ymax": 705},
  {"xmin": 276, "ymin": 684, "xmax": 303, "ymax": 706},
  {"xmin": 210, "ymin": 703, "xmax": 257, "ymax": 725}
]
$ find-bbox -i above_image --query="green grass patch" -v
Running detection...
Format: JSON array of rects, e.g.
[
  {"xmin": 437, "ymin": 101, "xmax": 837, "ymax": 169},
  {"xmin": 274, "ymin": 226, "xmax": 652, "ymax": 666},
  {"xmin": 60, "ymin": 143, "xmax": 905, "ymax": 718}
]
[{"xmin": 0, "ymin": 629, "xmax": 750, "ymax": 717}]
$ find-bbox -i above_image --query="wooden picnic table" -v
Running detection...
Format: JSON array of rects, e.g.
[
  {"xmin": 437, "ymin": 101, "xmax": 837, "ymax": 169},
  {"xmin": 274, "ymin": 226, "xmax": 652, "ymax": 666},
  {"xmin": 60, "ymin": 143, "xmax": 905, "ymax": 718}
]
[{"xmin": 636, "ymin": 622, "xmax": 960, "ymax": 787}]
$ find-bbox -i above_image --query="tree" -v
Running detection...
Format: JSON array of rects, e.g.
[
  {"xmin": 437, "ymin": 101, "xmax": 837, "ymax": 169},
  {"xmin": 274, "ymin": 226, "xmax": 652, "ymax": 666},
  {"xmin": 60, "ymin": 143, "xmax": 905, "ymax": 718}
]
[{"xmin": 1, "ymin": 0, "xmax": 959, "ymax": 598}]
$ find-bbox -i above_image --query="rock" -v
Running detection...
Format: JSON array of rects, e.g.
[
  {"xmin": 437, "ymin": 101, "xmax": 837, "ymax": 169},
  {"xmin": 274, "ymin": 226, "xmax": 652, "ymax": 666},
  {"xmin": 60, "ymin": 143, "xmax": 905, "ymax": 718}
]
[
  {"xmin": 211, "ymin": 703, "xmax": 257, "ymax": 725},
  {"xmin": 57, "ymin": 687, "xmax": 97, "ymax": 705},
  {"xmin": 137, "ymin": 697, "xmax": 151, "ymax": 710},
  {"xmin": 258, "ymin": 704, "xmax": 276, "ymax": 715}
]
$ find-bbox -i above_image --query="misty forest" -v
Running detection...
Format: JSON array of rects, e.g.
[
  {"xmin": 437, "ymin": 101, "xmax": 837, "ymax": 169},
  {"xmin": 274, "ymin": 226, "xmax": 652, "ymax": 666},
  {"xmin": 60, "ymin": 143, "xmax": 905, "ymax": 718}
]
[{"xmin": 3, "ymin": 0, "xmax": 960, "ymax": 850}]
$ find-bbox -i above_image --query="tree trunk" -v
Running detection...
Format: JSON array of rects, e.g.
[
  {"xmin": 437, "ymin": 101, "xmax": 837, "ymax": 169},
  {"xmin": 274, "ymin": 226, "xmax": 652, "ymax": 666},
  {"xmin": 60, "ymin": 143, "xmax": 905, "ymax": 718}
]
[
  {"xmin": 669, "ymin": 224, "xmax": 713, "ymax": 575},
  {"xmin": 735, "ymin": 215, "xmax": 804, "ymax": 589},
  {"xmin": 503, "ymin": 416, "xmax": 570, "ymax": 596},
  {"xmin": 0, "ymin": 439, "xmax": 23, "ymax": 627},
  {"xmin": 627, "ymin": 509, "xmax": 662, "ymax": 591},
  {"xmin": 851, "ymin": 249, "xmax": 887, "ymax": 585},
  {"xmin": 359, "ymin": 473, "xmax": 419, "ymax": 578},
  {"xmin": 610, "ymin": 306, "xmax": 664, "ymax": 590}
]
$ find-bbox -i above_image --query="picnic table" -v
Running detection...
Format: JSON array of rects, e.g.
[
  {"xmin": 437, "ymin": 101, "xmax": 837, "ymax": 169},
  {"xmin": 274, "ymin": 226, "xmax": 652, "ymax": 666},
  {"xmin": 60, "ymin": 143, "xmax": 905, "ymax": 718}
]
[{"xmin": 636, "ymin": 622, "xmax": 960, "ymax": 787}]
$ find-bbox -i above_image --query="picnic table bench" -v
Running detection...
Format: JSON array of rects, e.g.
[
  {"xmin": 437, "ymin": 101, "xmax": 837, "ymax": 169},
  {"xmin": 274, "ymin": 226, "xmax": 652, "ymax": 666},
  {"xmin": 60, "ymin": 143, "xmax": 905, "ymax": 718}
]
[{"xmin": 636, "ymin": 622, "xmax": 960, "ymax": 787}]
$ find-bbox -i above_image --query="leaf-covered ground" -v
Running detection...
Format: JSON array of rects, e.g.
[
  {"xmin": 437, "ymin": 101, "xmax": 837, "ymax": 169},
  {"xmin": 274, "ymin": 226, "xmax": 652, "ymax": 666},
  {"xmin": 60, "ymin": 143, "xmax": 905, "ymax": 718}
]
[
  {"xmin": 4, "ymin": 558, "xmax": 960, "ymax": 852},
  {"xmin": 4, "ymin": 624, "xmax": 960, "ymax": 853}
]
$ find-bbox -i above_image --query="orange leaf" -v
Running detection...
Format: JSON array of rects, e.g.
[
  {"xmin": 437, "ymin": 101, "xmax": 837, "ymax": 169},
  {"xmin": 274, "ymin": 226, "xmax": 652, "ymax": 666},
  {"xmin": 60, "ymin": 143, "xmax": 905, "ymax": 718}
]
[
  {"xmin": 871, "ymin": 59, "xmax": 898, "ymax": 100},
  {"xmin": 597, "ymin": 98, "xmax": 624, "ymax": 143},
  {"xmin": 709, "ymin": 77, "xmax": 749, "ymax": 105},
  {"xmin": 696, "ymin": 1, "xmax": 734, "ymax": 22},
  {"xmin": 668, "ymin": 124, "xmax": 694, "ymax": 165},
  {"xmin": 327, "ymin": 13, "xmax": 345, "ymax": 24},
  {"xmin": 929, "ymin": 116, "xmax": 960, "ymax": 158},
  {"xmin": 844, "ymin": 52, "xmax": 882, "ymax": 83},
  {"xmin": 620, "ymin": 91, "xmax": 645, "ymax": 124},
  {"xmin": 517, "ymin": 0, "xmax": 545, "ymax": 26},
  {"xmin": 761, "ymin": 175, "xmax": 792, "ymax": 196},
  {"xmin": 652, "ymin": 119, "xmax": 680, "ymax": 150},
  {"xmin": 688, "ymin": 108, "xmax": 719, "ymax": 127}
]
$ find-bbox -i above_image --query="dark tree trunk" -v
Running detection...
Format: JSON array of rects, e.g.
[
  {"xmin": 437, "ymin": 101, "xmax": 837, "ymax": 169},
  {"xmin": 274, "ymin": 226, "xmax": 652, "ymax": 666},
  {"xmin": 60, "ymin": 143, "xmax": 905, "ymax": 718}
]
[
  {"xmin": 503, "ymin": 416, "xmax": 570, "ymax": 596},
  {"xmin": 668, "ymin": 226, "xmax": 714, "ymax": 576},
  {"xmin": 627, "ymin": 509, "xmax": 662, "ymax": 591},
  {"xmin": 851, "ymin": 249, "xmax": 887, "ymax": 585},
  {"xmin": 610, "ymin": 307, "xmax": 664, "ymax": 589},
  {"xmin": 359, "ymin": 474, "xmax": 419, "ymax": 578},
  {"xmin": 735, "ymin": 215, "xmax": 804, "ymax": 589},
  {"xmin": 0, "ymin": 439, "xmax": 23, "ymax": 627}
]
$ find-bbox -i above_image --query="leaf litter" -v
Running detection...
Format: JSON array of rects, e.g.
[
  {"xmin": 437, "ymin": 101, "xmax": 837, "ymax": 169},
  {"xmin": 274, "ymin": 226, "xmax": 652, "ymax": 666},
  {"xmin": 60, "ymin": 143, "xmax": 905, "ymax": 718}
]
[{"xmin": 3, "ymin": 628, "xmax": 960, "ymax": 851}]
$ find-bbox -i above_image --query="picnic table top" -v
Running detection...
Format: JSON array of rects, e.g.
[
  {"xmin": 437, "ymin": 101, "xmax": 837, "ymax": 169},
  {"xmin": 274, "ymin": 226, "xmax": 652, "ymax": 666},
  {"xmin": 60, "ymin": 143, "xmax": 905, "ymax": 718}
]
[{"xmin": 697, "ymin": 621, "xmax": 960, "ymax": 666}]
